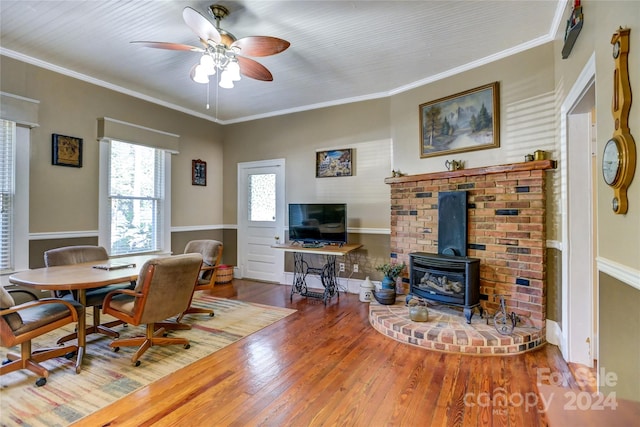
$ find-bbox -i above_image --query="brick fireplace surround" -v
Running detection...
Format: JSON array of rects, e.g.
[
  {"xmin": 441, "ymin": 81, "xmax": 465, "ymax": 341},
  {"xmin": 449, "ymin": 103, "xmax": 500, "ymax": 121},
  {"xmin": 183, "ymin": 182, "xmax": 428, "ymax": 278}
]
[{"xmin": 380, "ymin": 160, "xmax": 556, "ymax": 352}]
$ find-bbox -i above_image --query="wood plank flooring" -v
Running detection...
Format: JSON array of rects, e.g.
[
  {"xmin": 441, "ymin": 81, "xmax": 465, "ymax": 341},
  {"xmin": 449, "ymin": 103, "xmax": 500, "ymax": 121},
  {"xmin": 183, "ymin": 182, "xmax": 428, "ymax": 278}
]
[{"xmin": 74, "ymin": 280, "xmax": 583, "ymax": 427}]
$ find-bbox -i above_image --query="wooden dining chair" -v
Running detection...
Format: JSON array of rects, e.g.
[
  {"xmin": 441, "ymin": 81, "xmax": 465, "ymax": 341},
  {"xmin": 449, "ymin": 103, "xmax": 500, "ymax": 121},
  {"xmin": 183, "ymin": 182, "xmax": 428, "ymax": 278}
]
[
  {"xmin": 0, "ymin": 287, "xmax": 82, "ymax": 386},
  {"xmin": 102, "ymin": 254, "xmax": 203, "ymax": 366},
  {"xmin": 44, "ymin": 245, "xmax": 135, "ymax": 344},
  {"xmin": 179, "ymin": 240, "xmax": 223, "ymax": 321}
]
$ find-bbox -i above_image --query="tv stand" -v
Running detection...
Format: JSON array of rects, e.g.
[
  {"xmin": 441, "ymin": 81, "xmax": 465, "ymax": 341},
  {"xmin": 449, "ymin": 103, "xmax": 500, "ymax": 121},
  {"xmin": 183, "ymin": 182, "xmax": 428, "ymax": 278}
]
[{"xmin": 271, "ymin": 243, "xmax": 362, "ymax": 305}]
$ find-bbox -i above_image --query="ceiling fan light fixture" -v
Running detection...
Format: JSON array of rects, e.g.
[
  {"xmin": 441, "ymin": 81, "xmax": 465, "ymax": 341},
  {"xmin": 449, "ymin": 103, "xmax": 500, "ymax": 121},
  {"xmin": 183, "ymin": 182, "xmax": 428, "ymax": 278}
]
[
  {"xmin": 199, "ymin": 53, "xmax": 216, "ymax": 75},
  {"xmin": 219, "ymin": 71, "xmax": 234, "ymax": 89},
  {"xmin": 190, "ymin": 64, "xmax": 210, "ymax": 84},
  {"xmin": 227, "ymin": 59, "xmax": 241, "ymax": 81},
  {"xmin": 136, "ymin": 5, "xmax": 289, "ymax": 107}
]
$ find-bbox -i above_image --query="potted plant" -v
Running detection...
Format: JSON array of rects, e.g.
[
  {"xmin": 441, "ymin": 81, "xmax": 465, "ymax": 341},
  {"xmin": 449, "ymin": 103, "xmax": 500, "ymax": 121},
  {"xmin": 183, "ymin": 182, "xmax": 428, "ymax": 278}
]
[{"xmin": 375, "ymin": 261, "xmax": 406, "ymax": 290}]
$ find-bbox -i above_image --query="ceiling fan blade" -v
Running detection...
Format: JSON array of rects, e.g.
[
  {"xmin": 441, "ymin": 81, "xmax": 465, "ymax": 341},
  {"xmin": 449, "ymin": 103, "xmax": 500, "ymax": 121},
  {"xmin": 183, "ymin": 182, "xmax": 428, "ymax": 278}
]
[
  {"xmin": 183, "ymin": 6, "xmax": 221, "ymax": 44},
  {"xmin": 231, "ymin": 36, "xmax": 290, "ymax": 57},
  {"xmin": 131, "ymin": 41, "xmax": 204, "ymax": 52},
  {"xmin": 236, "ymin": 56, "xmax": 273, "ymax": 81}
]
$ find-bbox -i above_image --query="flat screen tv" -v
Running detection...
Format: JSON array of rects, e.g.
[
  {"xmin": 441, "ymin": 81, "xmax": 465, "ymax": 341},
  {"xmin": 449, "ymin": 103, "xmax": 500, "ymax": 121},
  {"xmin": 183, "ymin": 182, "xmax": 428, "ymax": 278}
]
[{"xmin": 288, "ymin": 203, "xmax": 347, "ymax": 245}]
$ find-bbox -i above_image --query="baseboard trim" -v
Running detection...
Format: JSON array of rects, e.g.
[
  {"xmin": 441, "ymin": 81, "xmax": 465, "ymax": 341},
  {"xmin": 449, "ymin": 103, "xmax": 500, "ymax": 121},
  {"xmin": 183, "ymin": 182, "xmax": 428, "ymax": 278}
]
[{"xmin": 546, "ymin": 319, "xmax": 563, "ymax": 349}]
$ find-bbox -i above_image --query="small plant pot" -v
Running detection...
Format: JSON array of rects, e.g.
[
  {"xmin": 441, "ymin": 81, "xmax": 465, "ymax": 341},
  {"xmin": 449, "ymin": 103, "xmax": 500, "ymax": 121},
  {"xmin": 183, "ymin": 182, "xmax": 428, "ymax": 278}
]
[
  {"xmin": 373, "ymin": 289, "xmax": 396, "ymax": 305},
  {"xmin": 381, "ymin": 276, "xmax": 395, "ymax": 290}
]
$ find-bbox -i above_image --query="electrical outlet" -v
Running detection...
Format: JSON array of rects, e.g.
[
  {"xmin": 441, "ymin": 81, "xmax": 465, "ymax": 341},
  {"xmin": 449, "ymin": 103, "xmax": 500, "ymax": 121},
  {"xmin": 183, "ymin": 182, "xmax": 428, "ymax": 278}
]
[
  {"xmin": 339, "ymin": 263, "xmax": 345, "ymax": 272},
  {"xmin": 353, "ymin": 264, "xmax": 359, "ymax": 273}
]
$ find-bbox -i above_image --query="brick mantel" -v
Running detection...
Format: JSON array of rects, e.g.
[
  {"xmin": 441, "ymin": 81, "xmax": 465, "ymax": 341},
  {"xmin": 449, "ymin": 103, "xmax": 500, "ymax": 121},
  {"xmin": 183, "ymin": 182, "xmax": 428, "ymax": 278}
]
[{"xmin": 385, "ymin": 159, "xmax": 556, "ymax": 331}]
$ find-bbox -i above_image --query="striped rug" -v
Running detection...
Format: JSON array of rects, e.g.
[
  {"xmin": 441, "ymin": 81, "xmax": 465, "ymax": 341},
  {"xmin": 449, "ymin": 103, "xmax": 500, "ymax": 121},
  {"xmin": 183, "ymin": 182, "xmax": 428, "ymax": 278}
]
[{"xmin": 0, "ymin": 295, "xmax": 296, "ymax": 426}]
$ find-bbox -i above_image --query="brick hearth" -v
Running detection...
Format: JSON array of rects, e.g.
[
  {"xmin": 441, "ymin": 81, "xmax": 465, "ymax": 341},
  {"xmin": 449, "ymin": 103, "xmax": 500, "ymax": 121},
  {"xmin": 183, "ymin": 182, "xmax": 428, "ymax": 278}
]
[
  {"xmin": 384, "ymin": 160, "xmax": 556, "ymax": 336},
  {"xmin": 369, "ymin": 297, "xmax": 545, "ymax": 355}
]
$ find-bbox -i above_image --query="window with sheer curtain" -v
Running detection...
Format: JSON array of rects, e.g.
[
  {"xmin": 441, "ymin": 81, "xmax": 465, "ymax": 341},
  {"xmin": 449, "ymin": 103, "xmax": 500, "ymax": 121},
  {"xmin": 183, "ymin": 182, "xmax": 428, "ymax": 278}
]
[
  {"xmin": 0, "ymin": 120, "xmax": 15, "ymax": 272},
  {"xmin": 101, "ymin": 140, "xmax": 167, "ymax": 256}
]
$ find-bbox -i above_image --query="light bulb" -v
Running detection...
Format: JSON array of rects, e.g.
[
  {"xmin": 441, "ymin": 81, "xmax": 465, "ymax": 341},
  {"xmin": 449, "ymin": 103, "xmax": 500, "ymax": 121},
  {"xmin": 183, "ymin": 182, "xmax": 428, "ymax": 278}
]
[
  {"xmin": 227, "ymin": 60, "xmax": 241, "ymax": 81},
  {"xmin": 219, "ymin": 70, "xmax": 234, "ymax": 89},
  {"xmin": 199, "ymin": 54, "xmax": 216, "ymax": 75},
  {"xmin": 191, "ymin": 64, "xmax": 209, "ymax": 84}
]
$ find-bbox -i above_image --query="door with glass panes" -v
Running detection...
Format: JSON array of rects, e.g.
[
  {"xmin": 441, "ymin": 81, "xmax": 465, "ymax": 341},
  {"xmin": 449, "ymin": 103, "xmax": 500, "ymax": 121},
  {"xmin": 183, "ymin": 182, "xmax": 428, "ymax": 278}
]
[{"xmin": 237, "ymin": 159, "xmax": 285, "ymax": 282}]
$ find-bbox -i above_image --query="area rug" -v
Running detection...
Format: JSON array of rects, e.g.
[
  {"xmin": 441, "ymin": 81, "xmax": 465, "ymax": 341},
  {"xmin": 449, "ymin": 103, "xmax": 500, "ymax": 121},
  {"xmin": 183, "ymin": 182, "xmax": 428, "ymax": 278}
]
[{"xmin": 0, "ymin": 295, "xmax": 296, "ymax": 427}]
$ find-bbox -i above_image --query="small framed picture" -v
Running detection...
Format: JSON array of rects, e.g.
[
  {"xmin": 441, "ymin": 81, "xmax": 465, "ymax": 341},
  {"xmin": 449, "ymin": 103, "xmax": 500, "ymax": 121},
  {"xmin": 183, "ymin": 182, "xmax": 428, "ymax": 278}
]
[
  {"xmin": 192, "ymin": 159, "xmax": 206, "ymax": 186},
  {"xmin": 52, "ymin": 134, "xmax": 83, "ymax": 167},
  {"xmin": 316, "ymin": 148, "xmax": 353, "ymax": 178}
]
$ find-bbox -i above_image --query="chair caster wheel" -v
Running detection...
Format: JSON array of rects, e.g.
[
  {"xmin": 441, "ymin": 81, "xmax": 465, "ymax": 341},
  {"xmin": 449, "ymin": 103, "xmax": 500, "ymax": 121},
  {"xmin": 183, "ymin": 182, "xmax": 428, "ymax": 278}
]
[
  {"xmin": 209, "ymin": 313, "xmax": 215, "ymax": 317},
  {"xmin": 113, "ymin": 347, "xmax": 120, "ymax": 352},
  {"xmin": 163, "ymin": 333, "xmax": 168, "ymax": 337},
  {"xmin": 184, "ymin": 344, "xmax": 191, "ymax": 349},
  {"xmin": 36, "ymin": 377, "xmax": 47, "ymax": 387},
  {"xmin": 64, "ymin": 351, "xmax": 76, "ymax": 359},
  {"xmin": 134, "ymin": 360, "xmax": 141, "ymax": 367}
]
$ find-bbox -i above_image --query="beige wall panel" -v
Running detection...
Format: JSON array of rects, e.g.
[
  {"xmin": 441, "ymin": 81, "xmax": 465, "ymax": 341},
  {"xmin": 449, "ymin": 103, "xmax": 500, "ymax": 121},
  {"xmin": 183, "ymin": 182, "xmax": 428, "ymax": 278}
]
[
  {"xmin": 222, "ymin": 99, "xmax": 391, "ymax": 228},
  {"xmin": 553, "ymin": 1, "xmax": 640, "ymax": 269},
  {"xmin": 29, "ymin": 238, "xmax": 99, "ymax": 269},
  {"xmin": 171, "ymin": 230, "xmax": 224, "ymax": 258},
  {"xmin": 546, "ymin": 248, "xmax": 562, "ymax": 323},
  {"xmin": 0, "ymin": 56, "xmax": 223, "ymax": 234},
  {"xmin": 172, "ymin": 125, "xmax": 224, "ymax": 227},
  {"xmin": 390, "ymin": 43, "xmax": 556, "ymax": 176},
  {"xmin": 221, "ymin": 229, "xmax": 238, "ymax": 267},
  {"xmin": 599, "ymin": 272, "xmax": 640, "ymax": 401}
]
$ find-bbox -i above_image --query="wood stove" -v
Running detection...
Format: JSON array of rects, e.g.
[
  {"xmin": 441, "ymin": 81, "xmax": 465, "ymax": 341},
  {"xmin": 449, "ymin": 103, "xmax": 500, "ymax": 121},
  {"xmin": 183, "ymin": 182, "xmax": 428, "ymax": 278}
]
[
  {"xmin": 408, "ymin": 191, "xmax": 482, "ymax": 323},
  {"xmin": 409, "ymin": 252, "xmax": 481, "ymax": 323}
]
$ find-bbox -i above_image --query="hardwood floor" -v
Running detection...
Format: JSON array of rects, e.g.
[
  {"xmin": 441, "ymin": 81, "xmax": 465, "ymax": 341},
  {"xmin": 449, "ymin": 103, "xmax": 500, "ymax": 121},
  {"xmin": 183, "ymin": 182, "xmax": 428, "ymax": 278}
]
[{"xmin": 75, "ymin": 280, "xmax": 582, "ymax": 427}]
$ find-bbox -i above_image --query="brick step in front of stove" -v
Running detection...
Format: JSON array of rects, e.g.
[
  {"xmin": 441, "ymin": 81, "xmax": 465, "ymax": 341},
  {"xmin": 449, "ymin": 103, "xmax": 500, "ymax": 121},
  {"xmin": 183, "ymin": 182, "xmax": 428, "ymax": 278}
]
[{"xmin": 369, "ymin": 297, "xmax": 545, "ymax": 355}]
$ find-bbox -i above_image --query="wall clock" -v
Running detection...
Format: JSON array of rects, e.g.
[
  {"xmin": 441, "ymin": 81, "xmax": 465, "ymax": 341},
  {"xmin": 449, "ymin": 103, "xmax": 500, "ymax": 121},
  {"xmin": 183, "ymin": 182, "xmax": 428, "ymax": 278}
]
[{"xmin": 604, "ymin": 27, "xmax": 636, "ymax": 214}]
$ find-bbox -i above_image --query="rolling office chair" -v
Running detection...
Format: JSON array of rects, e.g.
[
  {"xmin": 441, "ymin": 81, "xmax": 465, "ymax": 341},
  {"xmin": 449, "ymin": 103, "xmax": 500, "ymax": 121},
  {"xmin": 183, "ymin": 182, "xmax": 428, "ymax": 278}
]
[
  {"xmin": 102, "ymin": 254, "xmax": 203, "ymax": 366},
  {"xmin": 0, "ymin": 287, "xmax": 83, "ymax": 386},
  {"xmin": 179, "ymin": 240, "xmax": 223, "ymax": 321},
  {"xmin": 44, "ymin": 245, "xmax": 135, "ymax": 344}
]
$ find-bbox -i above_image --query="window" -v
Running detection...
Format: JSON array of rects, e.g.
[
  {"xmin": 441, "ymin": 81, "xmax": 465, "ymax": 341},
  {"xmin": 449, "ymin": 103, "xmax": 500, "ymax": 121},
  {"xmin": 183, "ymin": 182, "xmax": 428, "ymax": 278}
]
[
  {"xmin": 248, "ymin": 173, "xmax": 276, "ymax": 222},
  {"xmin": 0, "ymin": 120, "xmax": 16, "ymax": 272},
  {"xmin": 100, "ymin": 139, "xmax": 170, "ymax": 256}
]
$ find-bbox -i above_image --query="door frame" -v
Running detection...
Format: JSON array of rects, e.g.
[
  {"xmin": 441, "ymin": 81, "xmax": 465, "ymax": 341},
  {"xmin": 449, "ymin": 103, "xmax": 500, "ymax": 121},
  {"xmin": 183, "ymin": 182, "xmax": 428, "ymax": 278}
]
[
  {"xmin": 560, "ymin": 53, "xmax": 596, "ymax": 365},
  {"xmin": 237, "ymin": 158, "xmax": 286, "ymax": 282}
]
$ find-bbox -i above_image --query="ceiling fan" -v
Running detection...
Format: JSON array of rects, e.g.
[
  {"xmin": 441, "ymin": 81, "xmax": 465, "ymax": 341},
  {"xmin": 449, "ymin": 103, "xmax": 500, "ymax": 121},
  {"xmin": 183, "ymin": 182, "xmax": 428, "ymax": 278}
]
[{"xmin": 132, "ymin": 4, "xmax": 290, "ymax": 89}]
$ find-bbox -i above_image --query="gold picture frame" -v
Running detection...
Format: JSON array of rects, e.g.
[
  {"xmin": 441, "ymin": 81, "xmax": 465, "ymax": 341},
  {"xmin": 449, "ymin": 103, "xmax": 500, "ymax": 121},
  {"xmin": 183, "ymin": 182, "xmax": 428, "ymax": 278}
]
[
  {"xmin": 52, "ymin": 134, "xmax": 83, "ymax": 167},
  {"xmin": 192, "ymin": 159, "xmax": 206, "ymax": 186},
  {"xmin": 419, "ymin": 82, "xmax": 500, "ymax": 158}
]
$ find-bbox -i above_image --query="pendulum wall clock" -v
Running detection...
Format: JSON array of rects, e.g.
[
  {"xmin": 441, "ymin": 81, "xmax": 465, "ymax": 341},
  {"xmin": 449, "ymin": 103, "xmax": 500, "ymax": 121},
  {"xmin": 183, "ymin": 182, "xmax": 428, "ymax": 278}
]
[{"xmin": 603, "ymin": 27, "xmax": 636, "ymax": 214}]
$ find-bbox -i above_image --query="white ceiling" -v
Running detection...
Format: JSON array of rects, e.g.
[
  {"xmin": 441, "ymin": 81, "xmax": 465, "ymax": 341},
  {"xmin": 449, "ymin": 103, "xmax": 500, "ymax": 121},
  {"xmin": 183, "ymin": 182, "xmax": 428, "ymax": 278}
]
[{"xmin": 0, "ymin": 1, "xmax": 565, "ymax": 124}]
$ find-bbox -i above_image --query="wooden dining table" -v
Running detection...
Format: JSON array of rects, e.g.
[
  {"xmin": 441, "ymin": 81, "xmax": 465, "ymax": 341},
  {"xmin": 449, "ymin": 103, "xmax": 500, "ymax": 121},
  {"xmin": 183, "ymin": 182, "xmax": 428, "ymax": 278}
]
[{"xmin": 8, "ymin": 254, "xmax": 160, "ymax": 373}]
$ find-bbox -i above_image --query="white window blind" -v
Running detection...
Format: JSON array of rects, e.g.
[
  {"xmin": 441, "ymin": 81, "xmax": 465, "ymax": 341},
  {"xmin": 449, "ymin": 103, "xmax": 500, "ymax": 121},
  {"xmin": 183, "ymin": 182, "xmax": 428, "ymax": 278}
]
[
  {"xmin": 0, "ymin": 120, "xmax": 16, "ymax": 272},
  {"xmin": 107, "ymin": 140, "xmax": 165, "ymax": 256}
]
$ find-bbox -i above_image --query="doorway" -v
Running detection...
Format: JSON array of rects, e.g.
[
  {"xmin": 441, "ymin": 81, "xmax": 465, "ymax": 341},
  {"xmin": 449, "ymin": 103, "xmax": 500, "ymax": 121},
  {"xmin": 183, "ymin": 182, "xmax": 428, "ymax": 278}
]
[
  {"xmin": 237, "ymin": 159, "xmax": 285, "ymax": 283},
  {"xmin": 561, "ymin": 55, "xmax": 597, "ymax": 366}
]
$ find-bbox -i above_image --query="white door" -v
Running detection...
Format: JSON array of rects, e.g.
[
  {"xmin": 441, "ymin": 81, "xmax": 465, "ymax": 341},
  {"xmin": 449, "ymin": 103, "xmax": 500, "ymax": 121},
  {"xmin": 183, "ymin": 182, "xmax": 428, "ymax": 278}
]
[
  {"xmin": 237, "ymin": 159, "xmax": 285, "ymax": 283},
  {"xmin": 561, "ymin": 59, "xmax": 596, "ymax": 366},
  {"xmin": 566, "ymin": 110, "xmax": 595, "ymax": 366}
]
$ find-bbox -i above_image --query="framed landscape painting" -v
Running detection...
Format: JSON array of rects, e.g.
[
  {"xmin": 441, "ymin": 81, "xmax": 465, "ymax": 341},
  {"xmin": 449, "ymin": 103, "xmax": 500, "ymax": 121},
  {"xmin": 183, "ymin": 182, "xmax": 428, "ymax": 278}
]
[{"xmin": 419, "ymin": 82, "xmax": 500, "ymax": 158}]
